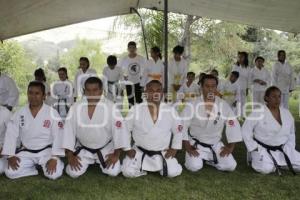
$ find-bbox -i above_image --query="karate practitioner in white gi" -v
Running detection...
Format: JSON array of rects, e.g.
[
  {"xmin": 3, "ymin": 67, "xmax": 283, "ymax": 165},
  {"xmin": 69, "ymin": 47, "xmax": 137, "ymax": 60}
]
[
  {"xmin": 177, "ymin": 72, "xmax": 200, "ymax": 103},
  {"xmin": 0, "ymin": 106, "xmax": 11, "ymax": 174},
  {"xmin": 242, "ymin": 86, "xmax": 300, "ymax": 175},
  {"xmin": 182, "ymin": 74, "xmax": 242, "ymax": 172},
  {"xmin": 122, "ymin": 80, "xmax": 183, "ymax": 178},
  {"xmin": 250, "ymin": 56, "xmax": 271, "ymax": 105},
  {"xmin": 2, "ymin": 81, "xmax": 65, "ymax": 180},
  {"xmin": 63, "ymin": 77, "xmax": 130, "ymax": 178},
  {"xmin": 272, "ymin": 50, "xmax": 294, "ymax": 109}
]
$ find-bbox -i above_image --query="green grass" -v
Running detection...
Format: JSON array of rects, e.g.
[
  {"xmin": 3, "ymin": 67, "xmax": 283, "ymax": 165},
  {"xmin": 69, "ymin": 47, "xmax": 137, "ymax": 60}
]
[{"xmin": 1, "ymin": 100, "xmax": 300, "ymax": 200}]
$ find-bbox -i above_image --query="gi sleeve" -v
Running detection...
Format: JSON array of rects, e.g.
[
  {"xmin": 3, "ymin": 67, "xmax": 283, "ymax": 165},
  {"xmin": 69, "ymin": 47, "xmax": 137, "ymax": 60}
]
[
  {"xmin": 6, "ymin": 77, "xmax": 19, "ymax": 107},
  {"xmin": 140, "ymin": 64, "xmax": 149, "ymax": 87},
  {"xmin": 286, "ymin": 113, "xmax": 296, "ymax": 148},
  {"xmin": 0, "ymin": 110, "xmax": 11, "ymax": 148},
  {"xmin": 241, "ymin": 113, "xmax": 259, "ymax": 152},
  {"xmin": 111, "ymin": 106, "xmax": 131, "ymax": 151},
  {"xmin": 50, "ymin": 109, "xmax": 65, "ymax": 156},
  {"xmin": 2, "ymin": 112, "xmax": 20, "ymax": 156},
  {"xmin": 62, "ymin": 105, "xmax": 77, "ymax": 152},
  {"xmin": 289, "ymin": 64, "xmax": 295, "ymax": 91},
  {"xmin": 170, "ymin": 108, "xmax": 183, "ymax": 150},
  {"xmin": 180, "ymin": 104, "xmax": 193, "ymax": 141},
  {"xmin": 223, "ymin": 102, "xmax": 242, "ymax": 143},
  {"xmin": 272, "ymin": 63, "xmax": 278, "ymax": 86}
]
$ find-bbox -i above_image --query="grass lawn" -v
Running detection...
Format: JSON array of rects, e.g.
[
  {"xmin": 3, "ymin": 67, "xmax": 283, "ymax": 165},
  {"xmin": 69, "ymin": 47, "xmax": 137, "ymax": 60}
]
[{"xmin": 1, "ymin": 100, "xmax": 300, "ymax": 200}]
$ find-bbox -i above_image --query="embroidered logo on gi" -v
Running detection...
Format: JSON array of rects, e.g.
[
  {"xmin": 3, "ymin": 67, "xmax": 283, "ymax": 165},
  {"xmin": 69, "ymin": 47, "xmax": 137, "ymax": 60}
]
[
  {"xmin": 228, "ymin": 120, "xmax": 234, "ymax": 127},
  {"xmin": 43, "ymin": 120, "xmax": 51, "ymax": 128},
  {"xmin": 58, "ymin": 121, "xmax": 64, "ymax": 129},
  {"xmin": 20, "ymin": 115, "xmax": 25, "ymax": 127},
  {"xmin": 178, "ymin": 125, "xmax": 183, "ymax": 132},
  {"xmin": 115, "ymin": 121, "xmax": 122, "ymax": 128}
]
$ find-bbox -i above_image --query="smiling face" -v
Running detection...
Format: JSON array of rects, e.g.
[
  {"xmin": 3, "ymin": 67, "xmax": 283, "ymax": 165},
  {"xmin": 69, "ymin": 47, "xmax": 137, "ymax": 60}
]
[{"xmin": 202, "ymin": 78, "xmax": 217, "ymax": 101}]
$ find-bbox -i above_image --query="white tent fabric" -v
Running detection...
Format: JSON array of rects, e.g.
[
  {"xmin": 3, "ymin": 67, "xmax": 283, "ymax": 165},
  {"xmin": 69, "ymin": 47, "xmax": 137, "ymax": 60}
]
[{"xmin": 1, "ymin": 0, "xmax": 300, "ymax": 40}]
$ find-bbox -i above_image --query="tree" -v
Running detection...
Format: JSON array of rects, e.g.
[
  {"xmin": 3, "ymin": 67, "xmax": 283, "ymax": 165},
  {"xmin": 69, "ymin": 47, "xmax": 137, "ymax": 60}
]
[{"xmin": 60, "ymin": 38, "xmax": 106, "ymax": 80}]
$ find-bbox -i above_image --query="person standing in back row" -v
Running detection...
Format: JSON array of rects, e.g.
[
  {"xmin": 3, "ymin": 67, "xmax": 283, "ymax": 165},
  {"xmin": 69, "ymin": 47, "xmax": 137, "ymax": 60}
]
[{"xmin": 119, "ymin": 41, "xmax": 146, "ymax": 108}]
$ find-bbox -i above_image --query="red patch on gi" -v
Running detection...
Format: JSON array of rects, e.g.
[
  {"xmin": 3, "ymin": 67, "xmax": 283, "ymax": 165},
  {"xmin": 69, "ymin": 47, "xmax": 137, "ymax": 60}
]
[
  {"xmin": 43, "ymin": 120, "xmax": 51, "ymax": 128},
  {"xmin": 178, "ymin": 125, "xmax": 183, "ymax": 132},
  {"xmin": 58, "ymin": 121, "xmax": 64, "ymax": 129},
  {"xmin": 228, "ymin": 120, "xmax": 234, "ymax": 127},
  {"xmin": 115, "ymin": 121, "xmax": 122, "ymax": 128}
]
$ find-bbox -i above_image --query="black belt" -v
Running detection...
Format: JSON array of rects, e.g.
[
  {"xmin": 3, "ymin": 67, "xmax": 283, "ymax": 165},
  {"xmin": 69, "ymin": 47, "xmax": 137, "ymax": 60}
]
[
  {"xmin": 254, "ymin": 138, "xmax": 296, "ymax": 175},
  {"xmin": 137, "ymin": 146, "xmax": 168, "ymax": 177},
  {"xmin": 74, "ymin": 140, "xmax": 112, "ymax": 169},
  {"xmin": 107, "ymin": 81, "xmax": 119, "ymax": 96},
  {"xmin": 16, "ymin": 144, "xmax": 52, "ymax": 154},
  {"xmin": 192, "ymin": 138, "xmax": 218, "ymax": 164},
  {"xmin": 57, "ymin": 98, "xmax": 69, "ymax": 115}
]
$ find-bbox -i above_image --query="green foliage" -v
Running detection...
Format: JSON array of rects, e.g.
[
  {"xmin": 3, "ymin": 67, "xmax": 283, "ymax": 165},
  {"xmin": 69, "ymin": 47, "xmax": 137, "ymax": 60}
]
[{"xmin": 60, "ymin": 38, "xmax": 106, "ymax": 80}]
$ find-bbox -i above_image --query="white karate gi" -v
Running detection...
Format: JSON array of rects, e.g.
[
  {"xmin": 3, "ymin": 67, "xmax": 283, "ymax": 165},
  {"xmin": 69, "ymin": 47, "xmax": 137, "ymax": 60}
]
[
  {"xmin": 272, "ymin": 61, "xmax": 294, "ymax": 109},
  {"xmin": 140, "ymin": 59, "xmax": 164, "ymax": 87},
  {"xmin": 2, "ymin": 104, "xmax": 65, "ymax": 180},
  {"xmin": 0, "ymin": 74, "xmax": 19, "ymax": 108},
  {"xmin": 102, "ymin": 66, "xmax": 124, "ymax": 105},
  {"xmin": 182, "ymin": 96, "xmax": 242, "ymax": 172},
  {"xmin": 242, "ymin": 105, "xmax": 300, "ymax": 174},
  {"xmin": 177, "ymin": 81, "xmax": 200, "ymax": 102},
  {"xmin": 63, "ymin": 97, "xmax": 130, "ymax": 178},
  {"xmin": 249, "ymin": 67, "xmax": 271, "ymax": 105},
  {"xmin": 74, "ymin": 68, "xmax": 97, "ymax": 99},
  {"xmin": 0, "ymin": 106, "xmax": 11, "ymax": 174},
  {"xmin": 122, "ymin": 102, "xmax": 183, "ymax": 178},
  {"xmin": 231, "ymin": 65, "xmax": 251, "ymax": 115},
  {"xmin": 168, "ymin": 58, "xmax": 188, "ymax": 100},
  {"xmin": 221, "ymin": 80, "xmax": 240, "ymax": 114},
  {"xmin": 52, "ymin": 80, "xmax": 74, "ymax": 118}
]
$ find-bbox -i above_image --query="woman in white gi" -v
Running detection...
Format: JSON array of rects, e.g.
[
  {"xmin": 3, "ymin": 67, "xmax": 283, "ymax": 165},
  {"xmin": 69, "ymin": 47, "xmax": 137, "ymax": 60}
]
[
  {"xmin": 74, "ymin": 57, "xmax": 97, "ymax": 102},
  {"xmin": 182, "ymin": 74, "xmax": 242, "ymax": 172},
  {"xmin": 52, "ymin": 67, "xmax": 73, "ymax": 119},
  {"xmin": 63, "ymin": 77, "xmax": 130, "ymax": 178},
  {"xmin": 250, "ymin": 56, "xmax": 271, "ymax": 106},
  {"xmin": 0, "ymin": 106, "xmax": 11, "ymax": 174},
  {"xmin": 168, "ymin": 45, "xmax": 188, "ymax": 102},
  {"xmin": 122, "ymin": 80, "xmax": 183, "ymax": 178},
  {"xmin": 34, "ymin": 68, "xmax": 54, "ymax": 106},
  {"xmin": 102, "ymin": 55, "xmax": 124, "ymax": 106},
  {"xmin": 232, "ymin": 51, "xmax": 251, "ymax": 116},
  {"xmin": 272, "ymin": 50, "xmax": 294, "ymax": 109},
  {"xmin": 2, "ymin": 81, "xmax": 65, "ymax": 180},
  {"xmin": 141, "ymin": 46, "xmax": 164, "ymax": 88},
  {"xmin": 242, "ymin": 86, "xmax": 300, "ymax": 175}
]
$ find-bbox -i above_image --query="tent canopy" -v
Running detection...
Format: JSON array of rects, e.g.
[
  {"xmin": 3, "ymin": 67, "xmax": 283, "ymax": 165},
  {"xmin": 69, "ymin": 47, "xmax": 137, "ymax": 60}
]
[{"xmin": 1, "ymin": 0, "xmax": 300, "ymax": 40}]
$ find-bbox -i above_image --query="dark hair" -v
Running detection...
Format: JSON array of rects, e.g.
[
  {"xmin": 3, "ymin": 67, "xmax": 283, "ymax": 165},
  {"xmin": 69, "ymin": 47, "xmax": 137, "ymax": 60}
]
[
  {"xmin": 151, "ymin": 46, "xmax": 162, "ymax": 59},
  {"xmin": 231, "ymin": 71, "xmax": 239, "ymax": 79},
  {"xmin": 237, "ymin": 51, "xmax": 249, "ymax": 67},
  {"xmin": 57, "ymin": 67, "xmax": 68, "ymax": 79},
  {"xmin": 264, "ymin": 86, "xmax": 281, "ymax": 103},
  {"xmin": 146, "ymin": 79, "xmax": 162, "ymax": 89},
  {"xmin": 187, "ymin": 71, "xmax": 195, "ymax": 77},
  {"xmin": 84, "ymin": 77, "xmax": 103, "ymax": 90},
  {"xmin": 198, "ymin": 72, "xmax": 206, "ymax": 85},
  {"xmin": 210, "ymin": 69, "xmax": 219, "ymax": 76},
  {"xmin": 255, "ymin": 56, "xmax": 265, "ymax": 62},
  {"xmin": 200, "ymin": 74, "xmax": 218, "ymax": 86},
  {"xmin": 128, "ymin": 41, "xmax": 137, "ymax": 48},
  {"xmin": 107, "ymin": 55, "xmax": 117, "ymax": 66},
  {"xmin": 277, "ymin": 50, "xmax": 286, "ymax": 57},
  {"xmin": 172, "ymin": 45, "xmax": 184, "ymax": 54},
  {"xmin": 34, "ymin": 68, "xmax": 46, "ymax": 82},
  {"xmin": 28, "ymin": 81, "xmax": 46, "ymax": 95},
  {"xmin": 79, "ymin": 57, "xmax": 90, "ymax": 68}
]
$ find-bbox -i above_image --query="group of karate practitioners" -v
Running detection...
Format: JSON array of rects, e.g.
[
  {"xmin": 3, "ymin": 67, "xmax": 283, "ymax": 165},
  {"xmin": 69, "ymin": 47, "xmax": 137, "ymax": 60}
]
[
  {"xmin": 0, "ymin": 40, "xmax": 299, "ymax": 180},
  {"xmin": 0, "ymin": 73, "xmax": 299, "ymax": 180}
]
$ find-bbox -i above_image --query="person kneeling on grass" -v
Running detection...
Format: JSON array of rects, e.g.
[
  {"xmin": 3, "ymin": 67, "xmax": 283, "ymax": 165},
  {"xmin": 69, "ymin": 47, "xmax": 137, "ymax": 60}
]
[
  {"xmin": 181, "ymin": 74, "xmax": 242, "ymax": 172},
  {"xmin": 0, "ymin": 105, "xmax": 12, "ymax": 174},
  {"xmin": 122, "ymin": 80, "xmax": 183, "ymax": 178},
  {"xmin": 242, "ymin": 86, "xmax": 300, "ymax": 175},
  {"xmin": 62, "ymin": 77, "xmax": 130, "ymax": 178},
  {"xmin": 2, "ymin": 81, "xmax": 65, "ymax": 180}
]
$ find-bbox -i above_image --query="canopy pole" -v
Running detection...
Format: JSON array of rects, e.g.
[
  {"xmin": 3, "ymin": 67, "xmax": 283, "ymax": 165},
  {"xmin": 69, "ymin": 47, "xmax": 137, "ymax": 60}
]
[
  {"xmin": 130, "ymin": 7, "xmax": 149, "ymax": 60},
  {"xmin": 163, "ymin": 0, "xmax": 169, "ymax": 95}
]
